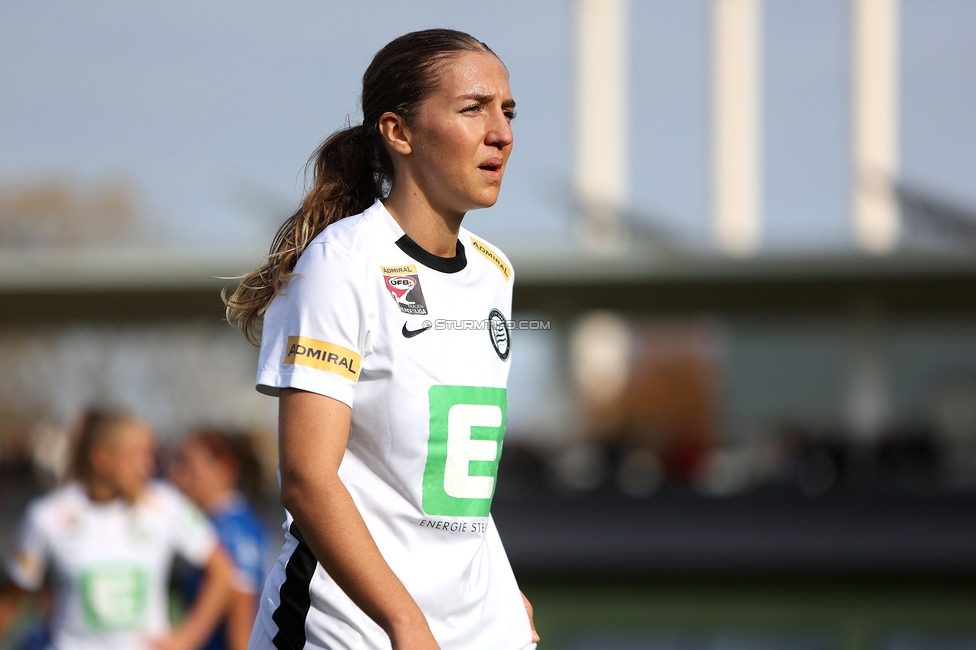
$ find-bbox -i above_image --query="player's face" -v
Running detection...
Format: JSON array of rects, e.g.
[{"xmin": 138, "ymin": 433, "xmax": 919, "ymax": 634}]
[
  {"xmin": 169, "ymin": 440, "xmax": 231, "ymax": 508},
  {"xmin": 93, "ymin": 421, "xmax": 156, "ymax": 500},
  {"xmin": 407, "ymin": 51, "xmax": 515, "ymax": 216}
]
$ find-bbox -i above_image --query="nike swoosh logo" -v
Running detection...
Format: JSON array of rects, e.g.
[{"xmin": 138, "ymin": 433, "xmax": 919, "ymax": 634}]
[{"xmin": 402, "ymin": 322, "xmax": 431, "ymax": 338}]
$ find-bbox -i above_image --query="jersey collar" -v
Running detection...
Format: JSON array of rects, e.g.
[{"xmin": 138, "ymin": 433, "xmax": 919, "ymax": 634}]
[
  {"xmin": 368, "ymin": 199, "xmax": 468, "ymax": 274},
  {"xmin": 395, "ymin": 234, "xmax": 466, "ymax": 273}
]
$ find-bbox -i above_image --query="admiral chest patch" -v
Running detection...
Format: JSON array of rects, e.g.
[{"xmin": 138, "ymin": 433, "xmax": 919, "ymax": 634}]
[{"xmin": 381, "ymin": 264, "xmax": 428, "ymax": 315}]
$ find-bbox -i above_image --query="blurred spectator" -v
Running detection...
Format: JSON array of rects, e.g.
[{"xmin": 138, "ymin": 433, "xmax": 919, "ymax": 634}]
[
  {"xmin": 0, "ymin": 409, "xmax": 232, "ymax": 650},
  {"xmin": 169, "ymin": 430, "xmax": 267, "ymax": 650}
]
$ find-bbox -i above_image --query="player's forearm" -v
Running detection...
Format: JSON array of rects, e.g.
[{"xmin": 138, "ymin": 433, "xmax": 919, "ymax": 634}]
[
  {"xmin": 280, "ymin": 471, "xmax": 433, "ymax": 644},
  {"xmin": 171, "ymin": 548, "xmax": 233, "ymax": 649},
  {"xmin": 226, "ymin": 589, "xmax": 257, "ymax": 650},
  {"xmin": 278, "ymin": 389, "xmax": 436, "ymax": 647}
]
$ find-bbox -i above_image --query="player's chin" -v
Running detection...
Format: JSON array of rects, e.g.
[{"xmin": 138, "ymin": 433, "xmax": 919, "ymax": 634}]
[{"xmin": 470, "ymin": 186, "xmax": 503, "ymax": 209}]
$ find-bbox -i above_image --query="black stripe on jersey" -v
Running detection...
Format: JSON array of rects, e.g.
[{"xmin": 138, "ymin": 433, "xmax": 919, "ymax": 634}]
[
  {"xmin": 272, "ymin": 523, "xmax": 315, "ymax": 650},
  {"xmin": 396, "ymin": 234, "xmax": 467, "ymax": 273}
]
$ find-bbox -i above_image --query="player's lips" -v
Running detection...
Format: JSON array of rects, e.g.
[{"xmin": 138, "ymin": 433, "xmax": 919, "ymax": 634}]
[{"xmin": 477, "ymin": 157, "xmax": 505, "ymax": 180}]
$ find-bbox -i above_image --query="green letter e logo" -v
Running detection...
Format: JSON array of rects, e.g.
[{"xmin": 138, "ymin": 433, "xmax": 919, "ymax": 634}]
[{"xmin": 422, "ymin": 386, "xmax": 507, "ymax": 517}]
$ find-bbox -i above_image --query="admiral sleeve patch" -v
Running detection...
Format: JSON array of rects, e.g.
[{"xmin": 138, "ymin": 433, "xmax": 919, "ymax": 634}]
[
  {"xmin": 469, "ymin": 237, "xmax": 511, "ymax": 281},
  {"xmin": 284, "ymin": 336, "xmax": 362, "ymax": 382}
]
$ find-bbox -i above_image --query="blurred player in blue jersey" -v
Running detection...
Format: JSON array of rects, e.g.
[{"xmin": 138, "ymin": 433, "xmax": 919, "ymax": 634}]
[{"xmin": 170, "ymin": 430, "xmax": 268, "ymax": 650}]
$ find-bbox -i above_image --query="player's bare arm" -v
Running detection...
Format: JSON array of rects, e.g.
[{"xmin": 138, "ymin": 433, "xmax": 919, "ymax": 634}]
[{"xmin": 278, "ymin": 388, "xmax": 439, "ymax": 649}]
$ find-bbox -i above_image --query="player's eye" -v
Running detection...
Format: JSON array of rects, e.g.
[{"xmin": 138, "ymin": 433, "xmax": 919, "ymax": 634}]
[
  {"xmin": 461, "ymin": 103, "xmax": 481, "ymax": 113},
  {"xmin": 504, "ymin": 109, "xmax": 517, "ymax": 121}
]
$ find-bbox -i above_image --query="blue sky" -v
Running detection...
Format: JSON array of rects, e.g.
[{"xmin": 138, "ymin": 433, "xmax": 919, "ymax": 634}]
[{"xmin": 2, "ymin": 0, "xmax": 974, "ymax": 254}]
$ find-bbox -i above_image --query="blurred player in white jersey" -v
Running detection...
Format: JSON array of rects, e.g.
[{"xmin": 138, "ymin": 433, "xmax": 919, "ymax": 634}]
[{"xmin": 0, "ymin": 410, "xmax": 233, "ymax": 650}]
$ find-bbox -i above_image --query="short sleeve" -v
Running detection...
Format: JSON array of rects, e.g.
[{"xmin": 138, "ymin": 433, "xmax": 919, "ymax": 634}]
[
  {"xmin": 163, "ymin": 486, "xmax": 217, "ymax": 567},
  {"xmin": 255, "ymin": 241, "xmax": 368, "ymax": 407},
  {"xmin": 4, "ymin": 502, "xmax": 49, "ymax": 591}
]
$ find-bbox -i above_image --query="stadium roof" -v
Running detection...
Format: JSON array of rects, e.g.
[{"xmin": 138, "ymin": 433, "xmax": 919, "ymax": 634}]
[{"xmin": 1, "ymin": 246, "xmax": 975, "ymax": 323}]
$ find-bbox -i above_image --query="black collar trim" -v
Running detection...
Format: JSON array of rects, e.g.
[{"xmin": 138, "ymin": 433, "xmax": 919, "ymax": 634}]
[{"xmin": 395, "ymin": 234, "xmax": 467, "ymax": 273}]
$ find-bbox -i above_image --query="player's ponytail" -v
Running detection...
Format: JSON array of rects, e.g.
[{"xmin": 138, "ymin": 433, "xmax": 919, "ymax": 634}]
[
  {"xmin": 223, "ymin": 124, "xmax": 384, "ymax": 345},
  {"xmin": 224, "ymin": 29, "xmax": 496, "ymax": 345}
]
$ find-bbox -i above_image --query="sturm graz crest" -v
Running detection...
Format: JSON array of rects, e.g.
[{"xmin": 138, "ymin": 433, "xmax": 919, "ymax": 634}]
[{"xmin": 488, "ymin": 308, "xmax": 510, "ymax": 361}]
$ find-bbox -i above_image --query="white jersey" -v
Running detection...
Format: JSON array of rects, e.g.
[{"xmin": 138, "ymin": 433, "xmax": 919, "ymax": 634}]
[
  {"xmin": 4, "ymin": 481, "xmax": 217, "ymax": 650},
  {"xmin": 253, "ymin": 199, "xmax": 532, "ymax": 650}
]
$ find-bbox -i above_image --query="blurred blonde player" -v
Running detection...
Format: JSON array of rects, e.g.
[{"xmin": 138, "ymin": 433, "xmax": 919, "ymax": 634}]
[{"xmin": 0, "ymin": 410, "xmax": 233, "ymax": 650}]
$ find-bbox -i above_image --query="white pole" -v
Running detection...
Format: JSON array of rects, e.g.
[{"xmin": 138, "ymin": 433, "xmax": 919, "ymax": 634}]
[
  {"xmin": 845, "ymin": 307, "xmax": 891, "ymax": 441},
  {"xmin": 576, "ymin": 0, "xmax": 628, "ymax": 249},
  {"xmin": 852, "ymin": 0, "xmax": 900, "ymax": 253},
  {"xmin": 712, "ymin": 0, "xmax": 763, "ymax": 257}
]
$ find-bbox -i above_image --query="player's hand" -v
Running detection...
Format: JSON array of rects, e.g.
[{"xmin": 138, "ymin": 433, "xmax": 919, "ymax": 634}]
[{"xmin": 522, "ymin": 590, "xmax": 540, "ymax": 643}]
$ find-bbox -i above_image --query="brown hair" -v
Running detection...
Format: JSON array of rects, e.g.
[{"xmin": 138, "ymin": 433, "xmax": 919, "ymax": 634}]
[
  {"xmin": 190, "ymin": 429, "xmax": 264, "ymax": 501},
  {"xmin": 223, "ymin": 29, "xmax": 496, "ymax": 344},
  {"xmin": 68, "ymin": 409, "xmax": 139, "ymax": 484}
]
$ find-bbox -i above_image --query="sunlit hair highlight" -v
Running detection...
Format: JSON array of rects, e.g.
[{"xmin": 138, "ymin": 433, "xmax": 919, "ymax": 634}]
[{"xmin": 223, "ymin": 29, "xmax": 495, "ymax": 345}]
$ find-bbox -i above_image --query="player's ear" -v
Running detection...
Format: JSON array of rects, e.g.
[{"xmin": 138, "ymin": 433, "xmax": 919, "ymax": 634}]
[{"xmin": 378, "ymin": 112, "xmax": 413, "ymax": 156}]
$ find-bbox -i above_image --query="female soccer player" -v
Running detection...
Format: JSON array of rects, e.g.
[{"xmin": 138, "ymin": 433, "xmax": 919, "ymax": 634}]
[
  {"xmin": 0, "ymin": 410, "xmax": 233, "ymax": 650},
  {"xmin": 224, "ymin": 28, "xmax": 538, "ymax": 650},
  {"xmin": 170, "ymin": 430, "xmax": 268, "ymax": 650}
]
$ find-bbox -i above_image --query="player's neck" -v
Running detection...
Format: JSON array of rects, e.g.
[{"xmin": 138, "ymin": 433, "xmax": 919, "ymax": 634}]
[
  {"xmin": 85, "ymin": 478, "xmax": 120, "ymax": 503},
  {"xmin": 200, "ymin": 487, "xmax": 238, "ymax": 514},
  {"xmin": 383, "ymin": 182, "xmax": 463, "ymax": 258},
  {"xmin": 85, "ymin": 477, "xmax": 145, "ymax": 504}
]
